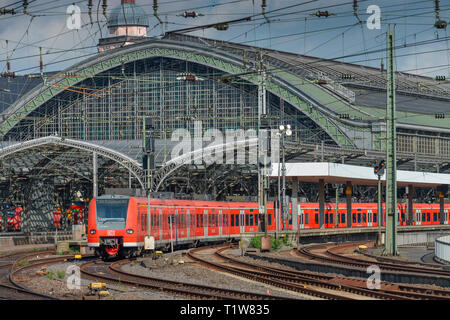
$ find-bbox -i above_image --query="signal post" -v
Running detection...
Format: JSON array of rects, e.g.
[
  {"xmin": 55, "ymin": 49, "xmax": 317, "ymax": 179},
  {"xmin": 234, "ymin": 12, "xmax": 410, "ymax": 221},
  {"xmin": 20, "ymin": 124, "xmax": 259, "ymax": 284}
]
[{"xmin": 374, "ymin": 160, "xmax": 385, "ymax": 247}]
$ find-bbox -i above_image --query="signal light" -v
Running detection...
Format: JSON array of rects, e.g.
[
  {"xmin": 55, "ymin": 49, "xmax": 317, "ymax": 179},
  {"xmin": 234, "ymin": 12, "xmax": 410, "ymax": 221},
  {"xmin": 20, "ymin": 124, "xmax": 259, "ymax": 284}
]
[{"xmin": 374, "ymin": 160, "xmax": 385, "ymax": 176}]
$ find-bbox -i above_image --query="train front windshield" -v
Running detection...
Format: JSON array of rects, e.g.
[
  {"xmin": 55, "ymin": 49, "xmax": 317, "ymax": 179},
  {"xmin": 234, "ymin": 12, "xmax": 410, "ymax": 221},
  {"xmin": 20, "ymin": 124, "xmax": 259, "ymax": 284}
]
[{"xmin": 96, "ymin": 199, "xmax": 129, "ymax": 230}]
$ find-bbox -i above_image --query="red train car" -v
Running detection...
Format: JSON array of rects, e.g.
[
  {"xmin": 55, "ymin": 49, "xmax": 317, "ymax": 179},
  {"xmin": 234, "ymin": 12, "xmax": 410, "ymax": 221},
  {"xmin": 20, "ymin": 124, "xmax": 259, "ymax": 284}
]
[
  {"xmin": 6, "ymin": 207, "xmax": 22, "ymax": 232},
  {"xmin": 88, "ymin": 195, "xmax": 450, "ymax": 259}
]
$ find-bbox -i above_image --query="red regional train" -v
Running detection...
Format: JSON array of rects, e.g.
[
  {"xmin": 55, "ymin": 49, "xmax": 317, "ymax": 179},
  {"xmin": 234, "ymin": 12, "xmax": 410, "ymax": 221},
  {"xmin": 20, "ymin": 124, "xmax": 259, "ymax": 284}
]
[
  {"xmin": 88, "ymin": 195, "xmax": 450, "ymax": 259},
  {"xmin": 6, "ymin": 207, "xmax": 22, "ymax": 232}
]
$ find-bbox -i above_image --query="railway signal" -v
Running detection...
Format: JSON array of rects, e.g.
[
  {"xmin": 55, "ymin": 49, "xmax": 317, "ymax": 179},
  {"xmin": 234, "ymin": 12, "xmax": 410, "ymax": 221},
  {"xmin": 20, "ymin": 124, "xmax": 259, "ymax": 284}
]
[
  {"xmin": 374, "ymin": 159, "xmax": 385, "ymax": 247},
  {"xmin": 374, "ymin": 160, "xmax": 385, "ymax": 176}
]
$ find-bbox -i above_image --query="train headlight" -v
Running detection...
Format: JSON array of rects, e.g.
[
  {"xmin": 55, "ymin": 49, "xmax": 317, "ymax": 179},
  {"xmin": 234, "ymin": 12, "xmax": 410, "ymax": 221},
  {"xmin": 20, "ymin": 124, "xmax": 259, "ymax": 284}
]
[
  {"xmin": 126, "ymin": 229, "xmax": 134, "ymax": 234},
  {"xmin": 89, "ymin": 229, "xmax": 96, "ymax": 235}
]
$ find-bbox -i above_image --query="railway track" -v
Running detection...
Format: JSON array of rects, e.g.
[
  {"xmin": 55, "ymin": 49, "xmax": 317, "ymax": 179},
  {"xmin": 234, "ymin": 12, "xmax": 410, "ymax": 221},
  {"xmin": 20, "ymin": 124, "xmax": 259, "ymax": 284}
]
[
  {"xmin": 187, "ymin": 245, "xmax": 393, "ymax": 300},
  {"xmin": 80, "ymin": 257, "xmax": 284, "ymax": 300},
  {"xmin": 0, "ymin": 249, "xmax": 63, "ymax": 300},
  {"xmin": 297, "ymin": 242, "xmax": 450, "ymax": 277},
  {"xmin": 293, "ymin": 242, "xmax": 450, "ymax": 299},
  {"xmin": 213, "ymin": 245, "xmax": 449, "ymax": 300}
]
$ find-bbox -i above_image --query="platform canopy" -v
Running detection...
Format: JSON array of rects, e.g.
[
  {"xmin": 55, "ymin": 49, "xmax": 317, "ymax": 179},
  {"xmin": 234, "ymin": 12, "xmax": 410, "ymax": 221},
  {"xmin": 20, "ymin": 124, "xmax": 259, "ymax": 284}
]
[{"xmin": 271, "ymin": 162, "xmax": 450, "ymax": 188}]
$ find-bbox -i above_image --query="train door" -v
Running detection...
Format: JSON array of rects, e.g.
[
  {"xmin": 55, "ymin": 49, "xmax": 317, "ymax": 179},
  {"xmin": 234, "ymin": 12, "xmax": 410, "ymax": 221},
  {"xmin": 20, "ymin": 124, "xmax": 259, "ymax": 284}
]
[
  {"xmin": 159, "ymin": 209, "xmax": 163, "ymax": 240},
  {"xmin": 174, "ymin": 209, "xmax": 178, "ymax": 243},
  {"xmin": 211, "ymin": 209, "xmax": 219, "ymax": 236},
  {"xmin": 415, "ymin": 210, "xmax": 421, "ymax": 225},
  {"xmin": 240, "ymin": 210, "xmax": 245, "ymax": 234},
  {"xmin": 203, "ymin": 209, "xmax": 208, "ymax": 237},
  {"xmin": 299, "ymin": 207, "xmax": 304, "ymax": 229},
  {"xmin": 219, "ymin": 209, "xmax": 223, "ymax": 236},
  {"xmin": 367, "ymin": 210, "xmax": 373, "ymax": 227},
  {"xmin": 445, "ymin": 210, "xmax": 449, "ymax": 225},
  {"xmin": 186, "ymin": 209, "xmax": 191, "ymax": 238}
]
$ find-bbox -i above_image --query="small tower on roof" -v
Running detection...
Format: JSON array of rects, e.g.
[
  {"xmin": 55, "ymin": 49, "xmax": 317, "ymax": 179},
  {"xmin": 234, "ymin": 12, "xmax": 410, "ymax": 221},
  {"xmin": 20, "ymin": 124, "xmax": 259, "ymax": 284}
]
[{"xmin": 98, "ymin": 0, "xmax": 149, "ymax": 52}]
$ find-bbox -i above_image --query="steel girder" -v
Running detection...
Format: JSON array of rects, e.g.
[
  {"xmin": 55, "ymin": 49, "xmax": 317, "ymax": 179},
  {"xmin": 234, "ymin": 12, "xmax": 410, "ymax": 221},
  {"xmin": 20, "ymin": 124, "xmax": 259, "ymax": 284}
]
[
  {"xmin": 0, "ymin": 136, "xmax": 145, "ymax": 188},
  {"xmin": 152, "ymin": 137, "xmax": 258, "ymax": 191},
  {"xmin": 0, "ymin": 41, "xmax": 353, "ymax": 148}
]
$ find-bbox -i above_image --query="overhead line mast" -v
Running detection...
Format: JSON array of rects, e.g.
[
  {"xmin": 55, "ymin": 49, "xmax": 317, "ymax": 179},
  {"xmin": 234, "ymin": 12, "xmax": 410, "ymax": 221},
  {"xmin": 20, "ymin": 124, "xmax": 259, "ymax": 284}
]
[{"xmin": 384, "ymin": 28, "xmax": 398, "ymax": 256}]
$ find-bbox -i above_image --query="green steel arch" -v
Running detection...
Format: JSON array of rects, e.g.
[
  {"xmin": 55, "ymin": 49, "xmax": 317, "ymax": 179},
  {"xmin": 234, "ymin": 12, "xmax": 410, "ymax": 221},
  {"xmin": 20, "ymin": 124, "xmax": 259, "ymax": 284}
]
[{"xmin": 0, "ymin": 40, "xmax": 355, "ymax": 147}]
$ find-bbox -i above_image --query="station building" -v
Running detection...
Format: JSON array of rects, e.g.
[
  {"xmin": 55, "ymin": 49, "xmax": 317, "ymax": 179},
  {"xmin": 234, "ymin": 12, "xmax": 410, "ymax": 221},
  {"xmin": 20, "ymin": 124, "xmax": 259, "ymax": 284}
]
[{"xmin": 0, "ymin": 0, "xmax": 449, "ymax": 231}]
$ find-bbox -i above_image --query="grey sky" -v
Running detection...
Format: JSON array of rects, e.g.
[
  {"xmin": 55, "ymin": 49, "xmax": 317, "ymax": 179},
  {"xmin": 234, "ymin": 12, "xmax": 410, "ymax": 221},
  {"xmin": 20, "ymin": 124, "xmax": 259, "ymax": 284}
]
[{"xmin": 0, "ymin": 0, "xmax": 448, "ymax": 78}]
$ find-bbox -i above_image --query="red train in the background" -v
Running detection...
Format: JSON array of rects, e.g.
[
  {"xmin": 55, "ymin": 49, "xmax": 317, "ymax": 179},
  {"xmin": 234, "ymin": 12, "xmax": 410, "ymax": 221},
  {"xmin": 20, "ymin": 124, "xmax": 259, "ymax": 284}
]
[
  {"xmin": 6, "ymin": 206, "xmax": 22, "ymax": 232},
  {"xmin": 88, "ymin": 195, "xmax": 450, "ymax": 259}
]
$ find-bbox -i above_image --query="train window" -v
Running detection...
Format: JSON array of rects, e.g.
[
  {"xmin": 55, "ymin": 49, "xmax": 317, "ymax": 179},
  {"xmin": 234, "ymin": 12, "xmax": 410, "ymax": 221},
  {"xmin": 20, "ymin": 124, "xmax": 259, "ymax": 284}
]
[
  {"xmin": 433, "ymin": 212, "xmax": 438, "ymax": 221},
  {"xmin": 246, "ymin": 214, "xmax": 249, "ymax": 226},
  {"xmin": 268, "ymin": 214, "xmax": 272, "ymax": 225},
  {"xmin": 422, "ymin": 212, "xmax": 426, "ymax": 221},
  {"xmin": 352, "ymin": 214, "xmax": 356, "ymax": 223},
  {"xmin": 314, "ymin": 214, "xmax": 318, "ymax": 225},
  {"xmin": 373, "ymin": 212, "xmax": 377, "ymax": 223},
  {"xmin": 325, "ymin": 214, "xmax": 328, "ymax": 224},
  {"xmin": 254, "ymin": 214, "xmax": 258, "ymax": 225},
  {"xmin": 236, "ymin": 214, "xmax": 240, "ymax": 226},
  {"xmin": 224, "ymin": 214, "xmax": 228, "ymax": 227},
  {"xmin": 427, "ymin": 213, "xmax": 431, "ymax": 222},
  {"xmin": 341, "ymin": 214, "xmax": 345, "ymax": 223},
  {"xmin": 330, "ymin": 214, "xmax": 333, "ymax": 224},
  {"xmin": 363, "ymin": 213, "xmax": 366, "ymax": 223},
  {"xmin": 357, "ymin": 213, "xmax": 361, "ymax": 223},
  {"xmin": 401, "ymin": 213, "xmax": 405, "ymax": 222},
  {"xmin": 231, "ymin": 214, "xmax": 235, "ymax": 227},
  {"xmin": 249, "ymin": 214, "xmax": 254, "ymax": 226},
  {"xmin": 305, "ymin": 214, "xmax": 309, "ymax": 225}
]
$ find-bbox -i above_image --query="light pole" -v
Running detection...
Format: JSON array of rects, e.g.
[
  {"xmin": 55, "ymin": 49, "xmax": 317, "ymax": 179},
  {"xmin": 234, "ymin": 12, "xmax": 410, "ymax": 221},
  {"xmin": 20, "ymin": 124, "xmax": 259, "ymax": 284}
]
[{"xmin": 278, "ymin": 124, "xmax": 292, "ymax": 230}]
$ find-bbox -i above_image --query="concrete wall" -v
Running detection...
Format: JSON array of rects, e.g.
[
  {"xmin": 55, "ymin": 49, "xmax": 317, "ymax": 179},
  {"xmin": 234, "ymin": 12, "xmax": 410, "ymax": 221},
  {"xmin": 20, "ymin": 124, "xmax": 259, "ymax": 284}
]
[{"xmin": 398, "ymin": 231, "xmax": 450, "ymax": 246}]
